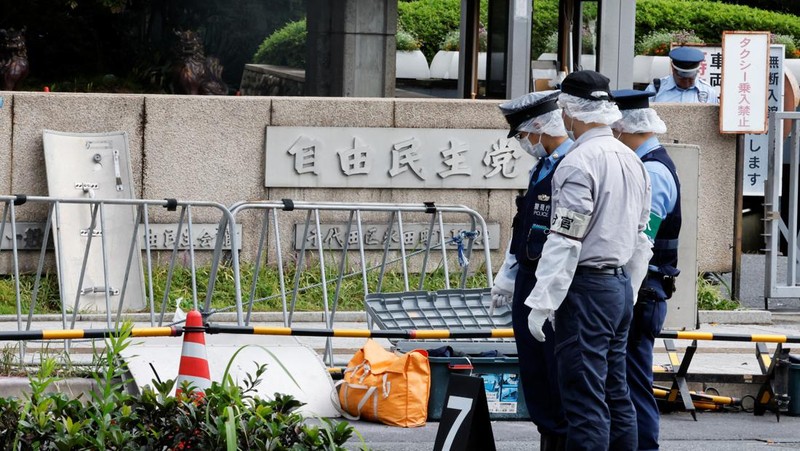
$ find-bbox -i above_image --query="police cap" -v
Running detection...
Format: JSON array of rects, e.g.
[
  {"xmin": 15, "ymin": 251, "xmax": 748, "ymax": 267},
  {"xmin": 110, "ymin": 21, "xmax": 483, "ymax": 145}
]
[
  {"xmin": 559, "ymin": 70, "xmax": 612, "ymax": 101},
  {"xmin": 669, "ymin": 46, "xmax": 704, "ymax": 77},
  {"xmin": 498, "ymin": 90, "xmax": 560, "ymax": 138},
  {"xmin": 611, "ymin": 89, "xmax": 655, "ymax": 111}
]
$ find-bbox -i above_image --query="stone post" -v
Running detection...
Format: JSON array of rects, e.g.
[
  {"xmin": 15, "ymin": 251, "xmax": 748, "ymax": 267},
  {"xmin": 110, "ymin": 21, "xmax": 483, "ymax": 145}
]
[{"xmin": 306, "ymin": 0, "xmax": 397, "ymax": 97}]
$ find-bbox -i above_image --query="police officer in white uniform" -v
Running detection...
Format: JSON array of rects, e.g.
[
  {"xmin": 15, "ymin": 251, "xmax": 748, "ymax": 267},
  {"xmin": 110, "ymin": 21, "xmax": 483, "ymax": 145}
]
[
  {"xmin": 493, "ymin": 90, "xmax": 574, "ymax": 451},
  {"xmin": 524, "ymin": 71, "xmax": 653, "ymax": 451},
  {"xmin": 645, "ymin": 46, "xmax": 719, "ymax": 104}
]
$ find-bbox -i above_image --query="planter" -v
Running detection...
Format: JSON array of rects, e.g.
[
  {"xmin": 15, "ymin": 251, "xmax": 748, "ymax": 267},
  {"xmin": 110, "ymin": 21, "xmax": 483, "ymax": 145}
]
[
  {"xmin": 633, "ymin": 55, "xmax": 655, "ymax": 85},
  {"xmin": 396, "ymin": 50, "xmax": 430, "ymax": 80},
  {"xmin": 650, "ymin": 56, "xmax": 672, "ymax": 80},
  {"xmin": 429, "ymin": 50, "xmax": 486, "ymax": 80}
]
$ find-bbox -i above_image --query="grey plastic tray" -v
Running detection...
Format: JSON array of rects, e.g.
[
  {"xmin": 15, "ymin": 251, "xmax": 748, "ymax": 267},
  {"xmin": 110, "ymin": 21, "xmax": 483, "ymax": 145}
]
[{"xmin": 364, "ymin": 288, "xmax": 514, "ymax": 348}]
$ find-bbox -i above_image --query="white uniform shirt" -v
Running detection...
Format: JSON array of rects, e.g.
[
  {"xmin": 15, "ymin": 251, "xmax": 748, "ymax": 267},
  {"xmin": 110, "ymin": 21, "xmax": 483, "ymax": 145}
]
[
  {"xmin": 551, "ymin": 126, "xmax": 651, "ymax": 266},
  {"xmin": 645, "ymin": 75, "xmax": 719, "ymax": 104},
  {"xmin": 525, "ymin": 126, "xmax": 652, "ymax": 315}
]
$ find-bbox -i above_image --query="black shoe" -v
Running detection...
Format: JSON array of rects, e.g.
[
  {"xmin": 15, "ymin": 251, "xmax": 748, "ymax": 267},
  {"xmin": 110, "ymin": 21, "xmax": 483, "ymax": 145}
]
[{"xmin": 540, "ymin": 433, "xmax": 566, "ymax": 451}]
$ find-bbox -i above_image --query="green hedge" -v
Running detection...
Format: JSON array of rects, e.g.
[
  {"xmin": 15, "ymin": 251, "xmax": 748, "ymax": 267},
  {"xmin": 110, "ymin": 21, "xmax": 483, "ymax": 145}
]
[
  {"xmin": 398, "ymin": 0, "xmax": 488, "ymax": 61},
  {"xmin": 531, "ymin": 0, "xmax": 560, "ymax": 58},
  {"xmin": 252, "ymin": 18, "xmax": 307, "ymax": 68},
  {"xmin": 252, "ymin": 0, "xmax": 800, "ymax": 68},
  {"xmin": 636, "ymin": 0, "xmax": 800, "ymax": 45}
]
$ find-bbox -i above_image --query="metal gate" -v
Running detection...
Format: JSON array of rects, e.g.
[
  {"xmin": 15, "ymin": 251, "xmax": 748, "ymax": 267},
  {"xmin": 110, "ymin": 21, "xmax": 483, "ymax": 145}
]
[{"xmin": 765, "ymin": 111, "xmax": 800, "ymax": 305}]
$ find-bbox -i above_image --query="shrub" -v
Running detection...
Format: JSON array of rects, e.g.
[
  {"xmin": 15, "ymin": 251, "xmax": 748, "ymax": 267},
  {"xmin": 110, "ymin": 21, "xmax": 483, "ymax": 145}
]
[
  {"xmin": 636, "ymin": 0, "xmax": 800, "ymax": 46},
  {"xmin": 542, "ymin": 25, "xmax": 597, "ymax": 55},
  {"xmin": 0, "ymin": 324, "xmax": 361, "ymax": 450},
  {"xmin": 396, "ymin": 29, "xmax": 421, "ymax": 51},
  {"xmin": 252, "ymin": 18, "xmax": 307, "ymax": 68},
  {"xmin": 697, "ymin": 274, "xmax": 739, "ymax": 310},
  {"xmin": 398, "ymin": 0, "xmax": 488, "ymax": 61},
  {"xmin": 439, "ymin": 28, "xmax": 488, "ymax": 52},
  {"xmin": 636, "ymin": 29, "xmax": 704, "ymax": 56},
  {"xmin": 531, "ymin": 0, "xmax": 560, "ymax": 59},
  {"xmin": 772, "ymin": 33, "xmax": 799, "ymax": 59}
]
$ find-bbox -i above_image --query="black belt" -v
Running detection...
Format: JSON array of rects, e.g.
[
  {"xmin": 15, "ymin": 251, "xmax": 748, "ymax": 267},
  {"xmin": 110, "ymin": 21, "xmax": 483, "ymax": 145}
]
[{"xmin": 576, "ymin": 265, "xmax": 624, "ymax": 276}]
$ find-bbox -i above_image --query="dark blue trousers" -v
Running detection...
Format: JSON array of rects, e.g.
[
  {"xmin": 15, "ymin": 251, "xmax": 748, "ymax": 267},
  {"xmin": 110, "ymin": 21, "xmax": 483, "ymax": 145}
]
[
  {"xmin": 512, "ymin": 264, "xmax": 567, "ymax": 436},
  {"xmin": 627, "ymin": 290, "xmax": 668, "ymax": 451},
  {"xmin": 554, "ymin": 270, "xmax": 637, "ymax": 451}
]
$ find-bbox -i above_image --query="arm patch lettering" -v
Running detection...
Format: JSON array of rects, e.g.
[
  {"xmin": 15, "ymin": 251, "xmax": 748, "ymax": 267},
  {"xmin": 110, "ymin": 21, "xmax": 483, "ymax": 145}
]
[{"xmin": 551, "ymin": 207, "xmax": 591, "ymax": 239}]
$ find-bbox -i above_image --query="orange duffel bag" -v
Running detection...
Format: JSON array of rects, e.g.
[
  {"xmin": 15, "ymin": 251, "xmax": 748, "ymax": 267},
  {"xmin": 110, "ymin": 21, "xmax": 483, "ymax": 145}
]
[{"xmin": 336, "ymin": 339, "xmax": 430, "ymax": 427}]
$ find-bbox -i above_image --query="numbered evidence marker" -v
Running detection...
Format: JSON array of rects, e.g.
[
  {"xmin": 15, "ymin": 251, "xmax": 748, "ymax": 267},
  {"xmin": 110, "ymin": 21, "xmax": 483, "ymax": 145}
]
[{"xmin": 433, "ymin": 373, "xmax": 496, "ymax": 451}]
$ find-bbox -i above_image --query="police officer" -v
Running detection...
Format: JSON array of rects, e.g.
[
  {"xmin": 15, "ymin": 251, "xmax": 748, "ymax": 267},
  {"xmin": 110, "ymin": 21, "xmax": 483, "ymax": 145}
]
[
  {"xmin": 492, "ymin": 90, "xmax": 573, "ymax": 451},
  {"xmin": 611, "ymin": 89, "xmax": 681, "ymax": 451},
  {"xmin": 645, "ymin": 46, "xmax": 719, "ymax": 104},
  {"xmin": 524, "ymin": 71, "xmax": 653, "ymax": 451}
]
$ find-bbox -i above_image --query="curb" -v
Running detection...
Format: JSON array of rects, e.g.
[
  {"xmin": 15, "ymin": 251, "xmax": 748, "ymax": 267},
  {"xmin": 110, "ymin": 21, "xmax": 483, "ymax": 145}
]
[
  {"xmin": 698, "ymin": 309, "xmax": 773, "ymax": 325},
  {"xmin": 0, "ymin": 311, "xmax": 369, "ymax": 324},
  {"xmin": 0, "ymin": 377, "xmax": 98, "ymax": 398}
]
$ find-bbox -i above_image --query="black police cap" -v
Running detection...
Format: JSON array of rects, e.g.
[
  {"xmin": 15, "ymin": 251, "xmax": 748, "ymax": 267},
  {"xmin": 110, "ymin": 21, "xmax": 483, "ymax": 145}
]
[
  {"xmin": 560, "ymin": 70, "xmax": 611, "ymax": 101},
  {"xmin": 610, "ymin": 89, "xmax": 655, "ymax": 111},
  {"xmin": 498, "ymin": 91, "xmax": 560, "ymax": 138}
]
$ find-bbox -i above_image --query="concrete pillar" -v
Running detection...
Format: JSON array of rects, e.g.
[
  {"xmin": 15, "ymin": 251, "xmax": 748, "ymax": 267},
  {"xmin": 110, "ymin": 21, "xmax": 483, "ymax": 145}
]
[
  {"xmin": 506, "ymin": 0, "xmax": 532, "ymax": 99},
  {"xmin": 597, "ymin": 0, "xmax": 636, "ymax": 90},
  {"xmin": 306, "ymin": 0, "xmax": 396, "ymax": 97}
]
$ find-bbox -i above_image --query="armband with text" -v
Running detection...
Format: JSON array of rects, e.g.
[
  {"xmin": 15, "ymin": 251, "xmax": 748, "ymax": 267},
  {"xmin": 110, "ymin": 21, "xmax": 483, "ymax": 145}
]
[
  {"xmin": 644, "ymin": 211, "xmax": 662, "ymax": 240},
  {"xmin": 550, "ymin": 207, "xmax": 590, "ymax": 239}
]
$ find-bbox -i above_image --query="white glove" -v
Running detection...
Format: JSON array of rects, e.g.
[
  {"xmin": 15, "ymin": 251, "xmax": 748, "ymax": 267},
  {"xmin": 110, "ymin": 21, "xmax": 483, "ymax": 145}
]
[
  {"xmin": 489, "ymin": 242, "xmax": 517, "ymax": 315},
  {"xmin": 490, "ymin": 284, "xmax": 513, "ymax": 315},
  {"xmin": 527, "ymin": 308, "xmax": 550, "ymax": 342}
]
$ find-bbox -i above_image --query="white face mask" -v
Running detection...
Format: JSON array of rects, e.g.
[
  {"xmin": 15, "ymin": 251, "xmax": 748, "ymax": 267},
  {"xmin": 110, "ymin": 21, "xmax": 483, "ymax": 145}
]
[
  {"xmin": 562, "ymin": 111, "xmax": 575, "ymax": 140},
  {"xmin": 520, "ymin": 135, "xmax": 547, "ymax": 159}
]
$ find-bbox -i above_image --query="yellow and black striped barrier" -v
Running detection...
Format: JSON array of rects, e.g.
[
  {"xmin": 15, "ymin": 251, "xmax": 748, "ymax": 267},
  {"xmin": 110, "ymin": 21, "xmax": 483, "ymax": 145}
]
[
  {"xmin": 657, "ymin": 330, "xmax": 800, "ymax": 344},
  {"xmin": 204, "ymin": 324, "xmax": 516, "ymax": 340},
  {"xmin": 0, "ymin": 327, "xmax": 181, "ymax": 341},
  {"xmin": 1, "ymin": 325, "xmax": 799, "ymax": 343}
]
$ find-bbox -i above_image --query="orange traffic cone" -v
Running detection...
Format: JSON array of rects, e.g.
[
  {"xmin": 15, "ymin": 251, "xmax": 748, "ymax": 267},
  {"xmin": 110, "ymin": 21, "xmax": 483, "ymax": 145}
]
[{"xmin": 175, "ymin": 310, "xmax": 211, "ymax": 397}]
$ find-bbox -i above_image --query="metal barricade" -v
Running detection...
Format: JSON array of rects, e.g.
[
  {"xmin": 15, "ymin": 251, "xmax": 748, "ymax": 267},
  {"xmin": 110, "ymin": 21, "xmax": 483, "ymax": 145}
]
[
  {"xmin": 765, "ymin": 112, "xmax": 800, "ymax": 306},
  {"xmin": 0, "ymin": 195, "xmax": 241, "ymax": 332},
  {"xmin": 226, "ymin": 200, "xmax": 494, "ymax": 364}
]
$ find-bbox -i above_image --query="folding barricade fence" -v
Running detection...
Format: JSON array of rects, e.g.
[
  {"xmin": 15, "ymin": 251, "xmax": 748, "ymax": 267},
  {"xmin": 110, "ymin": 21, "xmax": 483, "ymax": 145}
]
[
  {"xmin": 225, "ymin": 200, "xmax": 495, "ymax": 365},
  {"xmin": 0, "ymin": 195, "xmax": 241, "ymax": 337}
]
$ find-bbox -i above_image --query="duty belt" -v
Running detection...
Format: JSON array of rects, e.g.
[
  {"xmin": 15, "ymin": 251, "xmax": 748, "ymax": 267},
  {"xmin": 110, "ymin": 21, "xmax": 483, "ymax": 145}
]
[{"xmin": 576, "ymin": 266, "xmax": 624, "ymax": 276}]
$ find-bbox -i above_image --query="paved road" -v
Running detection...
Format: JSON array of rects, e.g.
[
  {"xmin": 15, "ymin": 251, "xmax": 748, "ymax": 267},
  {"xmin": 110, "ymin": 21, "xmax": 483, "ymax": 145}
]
[{"xmin": 342, "ymin": 411, "xmax": 800, "ymax": 450}]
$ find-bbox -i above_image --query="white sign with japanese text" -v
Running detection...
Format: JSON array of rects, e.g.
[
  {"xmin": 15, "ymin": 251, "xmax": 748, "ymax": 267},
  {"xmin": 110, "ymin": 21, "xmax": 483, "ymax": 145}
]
[
  {"xmin": 743, "ymin": 45, "xmax": 784, "ymax": 196},
  {"xmin": 0, "ymin": 223, "xmax": 242, "ymax": 251},
  {"xmin": 720, "ymin": 32, "xmax": 770, "ymax": 134},
  {"xmin": 694, "ymin": 46, "xmax": 722, "ymax": 90},
  {"xmin": 294, "ymin": 222, "xmax": 500, "ymax": 251},
  {"xmin": 265, "ymin": 126, "xmax": 534, "ymax": 189}
]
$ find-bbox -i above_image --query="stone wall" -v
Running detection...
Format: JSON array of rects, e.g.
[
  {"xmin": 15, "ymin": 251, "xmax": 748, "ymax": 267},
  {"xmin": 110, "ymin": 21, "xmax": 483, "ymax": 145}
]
[
  {"xmin": 240, "ymin": 64, "xmax": 304, "ymax": 97},
  {"xmin": 0, "ymin": 91, "xmax": 735, "ymax": 272}
]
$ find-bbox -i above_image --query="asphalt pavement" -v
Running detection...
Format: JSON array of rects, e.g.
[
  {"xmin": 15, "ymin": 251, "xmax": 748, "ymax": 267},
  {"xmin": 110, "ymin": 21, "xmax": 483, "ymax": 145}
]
[{"xmin": 341, "ymin": 411, "xmax": 800, "ymax": 450}]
